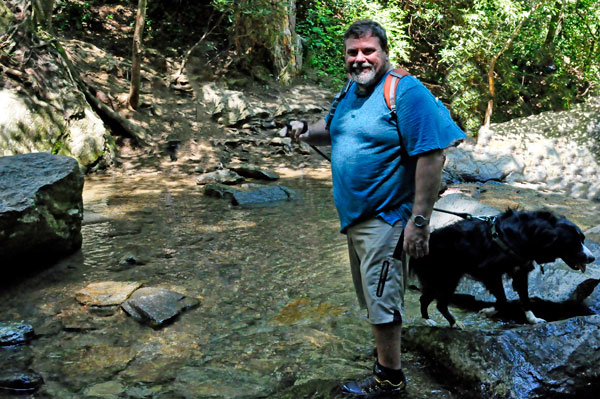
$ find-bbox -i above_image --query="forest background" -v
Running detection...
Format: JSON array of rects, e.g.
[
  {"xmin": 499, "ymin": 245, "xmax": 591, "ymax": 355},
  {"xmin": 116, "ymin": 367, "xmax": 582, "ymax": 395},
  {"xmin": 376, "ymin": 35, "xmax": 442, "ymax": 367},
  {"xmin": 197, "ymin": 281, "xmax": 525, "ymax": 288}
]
[{"xmin": 8, "ymin": 0, "xmax": 600, "ymax": 136}]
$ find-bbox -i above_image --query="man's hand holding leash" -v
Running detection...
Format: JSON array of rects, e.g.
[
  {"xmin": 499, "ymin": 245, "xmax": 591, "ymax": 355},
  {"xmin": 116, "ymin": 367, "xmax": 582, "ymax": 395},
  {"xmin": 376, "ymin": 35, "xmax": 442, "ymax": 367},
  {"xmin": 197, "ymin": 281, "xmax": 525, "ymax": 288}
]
[{"xmin": 280, "ymin": 121, "xmax": 309, "ymax": 143}]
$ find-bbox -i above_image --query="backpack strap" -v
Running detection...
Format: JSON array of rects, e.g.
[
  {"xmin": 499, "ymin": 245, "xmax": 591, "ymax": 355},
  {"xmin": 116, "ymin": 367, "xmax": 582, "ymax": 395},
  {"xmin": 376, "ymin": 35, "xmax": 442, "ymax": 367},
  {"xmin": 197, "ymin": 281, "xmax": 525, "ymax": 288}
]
[
  {"xmin": 384, "ymin": 68, "xmax": 410, "ymax": 115},
  {"xmin": 326, "ymin": 67, "xmax": 410, "ymax": 131},
  {"xmin": 325, "ymin": 78, "xmax": 354, "ymax": 131}
]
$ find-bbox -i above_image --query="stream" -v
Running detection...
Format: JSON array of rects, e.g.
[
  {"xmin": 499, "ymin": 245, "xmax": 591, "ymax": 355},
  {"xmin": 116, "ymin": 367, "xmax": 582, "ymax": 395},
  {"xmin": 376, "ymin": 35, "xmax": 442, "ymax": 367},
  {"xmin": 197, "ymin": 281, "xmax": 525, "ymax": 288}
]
[{"xmin": 2, "ymin": 167, "xmax": 600, "ymax": 399}]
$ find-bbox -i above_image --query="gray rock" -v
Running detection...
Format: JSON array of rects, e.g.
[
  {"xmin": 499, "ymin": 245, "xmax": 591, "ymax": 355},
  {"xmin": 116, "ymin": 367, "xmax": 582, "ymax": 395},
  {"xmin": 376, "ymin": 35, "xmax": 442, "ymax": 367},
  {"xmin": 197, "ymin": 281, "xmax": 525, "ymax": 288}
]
[
  {"xmin": 448, "ymin": 97, "xmax": 600, "ymax": 200},
  {"xmin": 230, "ymin": 164, "xmax": 279, "ymax": 180},
  {"xmin": 203, "ymin": 183, "xmax": 238, "ymax": 200},
  {"xmin": 121, "ymin": 287, "xmax": 200, "ymax": 327},
  {"xmin": 0, "ymin": 322, "xmax": 34, "ymax": 346},
  {"xmin": 196, "ymin": 169, "xmax": 245, "ymax": 185},
  {"xmin": 204, "ymin": 183, "xmax": 297, "ymax": 207},
  {"xmin": 0, "ymin": 370, "xmax": 43, "ymax": 394},
  {"xmin": 0, "ymin": 85, "xmax": 110, "ymax": 169},
  {"xmin": 0, "ymin": 153, "xmax": 84, "ymax": 267},
  {"xmin": 404, "ymin": 316, "xmax": 600, "ymax": 399},
  {"xmin": 232, "ymin": 185, "xmax": 296, "ymax": 207}
]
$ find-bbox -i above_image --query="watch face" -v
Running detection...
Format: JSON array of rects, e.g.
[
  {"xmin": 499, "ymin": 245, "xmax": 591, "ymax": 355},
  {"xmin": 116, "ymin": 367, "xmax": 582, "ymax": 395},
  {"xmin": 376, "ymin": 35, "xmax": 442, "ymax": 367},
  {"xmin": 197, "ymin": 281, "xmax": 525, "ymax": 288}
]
[{"xmin": 413, "ymin": 215, "xmax": 428, "ymax": 227}]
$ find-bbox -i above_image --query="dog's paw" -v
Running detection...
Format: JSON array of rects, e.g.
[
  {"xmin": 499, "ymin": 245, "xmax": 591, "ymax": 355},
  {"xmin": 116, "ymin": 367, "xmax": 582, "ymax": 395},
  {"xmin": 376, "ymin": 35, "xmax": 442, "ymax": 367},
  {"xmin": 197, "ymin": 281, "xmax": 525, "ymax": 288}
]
[
  {"xmin": 452, "ymin": 320, "xmax": 465, "ymax": 330},
  {"xmin": 424, "ymin": 318, "xmax": 438, "ymax": 327},
  {"xmin": 525, "ymin": 310, "xmax": 546, "ymax": 324},
  {"xmin": 479, "ymin": 307, "xmax": 498, "ymax": 317}
]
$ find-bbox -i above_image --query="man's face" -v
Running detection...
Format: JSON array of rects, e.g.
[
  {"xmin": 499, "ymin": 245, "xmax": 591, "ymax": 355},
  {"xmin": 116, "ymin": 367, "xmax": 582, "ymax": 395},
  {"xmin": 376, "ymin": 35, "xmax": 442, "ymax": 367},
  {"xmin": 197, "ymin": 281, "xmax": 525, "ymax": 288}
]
[{"xmin": 344, "ymin": 33, "xmax": 389, "ymax": 91}]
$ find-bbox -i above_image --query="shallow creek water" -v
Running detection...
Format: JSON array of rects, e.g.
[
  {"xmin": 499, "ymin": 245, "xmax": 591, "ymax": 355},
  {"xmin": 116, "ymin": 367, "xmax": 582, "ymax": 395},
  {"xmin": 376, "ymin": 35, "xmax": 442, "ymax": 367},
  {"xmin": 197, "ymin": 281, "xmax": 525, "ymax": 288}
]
[{"xmin": 3, "ymin": 168, "xmax": 599, "ymax": 399}]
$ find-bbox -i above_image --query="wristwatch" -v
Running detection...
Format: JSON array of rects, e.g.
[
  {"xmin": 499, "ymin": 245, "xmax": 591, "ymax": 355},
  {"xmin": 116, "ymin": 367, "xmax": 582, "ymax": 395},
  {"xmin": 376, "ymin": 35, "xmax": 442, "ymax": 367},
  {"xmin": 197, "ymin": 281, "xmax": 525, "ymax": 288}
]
[{"xmin": 411, "ymin": 214, "xmax": 429, "ymax": 227}]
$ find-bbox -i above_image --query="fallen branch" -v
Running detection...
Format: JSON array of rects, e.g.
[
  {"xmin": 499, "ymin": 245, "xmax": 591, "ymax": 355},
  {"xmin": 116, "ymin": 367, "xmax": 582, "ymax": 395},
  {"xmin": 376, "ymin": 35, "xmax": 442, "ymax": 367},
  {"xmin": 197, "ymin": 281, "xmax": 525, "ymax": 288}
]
[{"xmin": 53, "ymin": 41, "xmax": 149, "ymax": 145}]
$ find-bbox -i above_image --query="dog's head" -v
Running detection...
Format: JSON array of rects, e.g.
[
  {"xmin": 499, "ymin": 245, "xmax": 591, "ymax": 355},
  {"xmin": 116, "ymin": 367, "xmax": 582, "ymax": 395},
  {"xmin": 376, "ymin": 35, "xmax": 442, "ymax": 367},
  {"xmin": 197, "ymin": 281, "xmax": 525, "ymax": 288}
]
[{"xmin": 528, "ymin": 212, "xmax": 595, "ymax": 272}]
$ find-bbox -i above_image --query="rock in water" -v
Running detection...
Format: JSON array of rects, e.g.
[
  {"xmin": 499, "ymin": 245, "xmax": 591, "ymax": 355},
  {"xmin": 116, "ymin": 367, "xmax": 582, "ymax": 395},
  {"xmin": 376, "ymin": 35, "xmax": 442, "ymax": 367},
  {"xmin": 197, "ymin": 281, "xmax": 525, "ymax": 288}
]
[
  {"xmin": 0, "ymin": 370, "xmax": 43, "ymax": 394},
  {"xmin": 404, "ymin": 315, "xmax": 600, "ymax": 398},
  {"xmin": 0, "ymin": 153, "xmax": 84, "ymax": 269},
  {"xmin": 0, "ymin": 322, "xmax": 34, "ymax": 346},
  {"xmin": 121, "ymin": 287, "xmax": 201, "ymax": 328}
]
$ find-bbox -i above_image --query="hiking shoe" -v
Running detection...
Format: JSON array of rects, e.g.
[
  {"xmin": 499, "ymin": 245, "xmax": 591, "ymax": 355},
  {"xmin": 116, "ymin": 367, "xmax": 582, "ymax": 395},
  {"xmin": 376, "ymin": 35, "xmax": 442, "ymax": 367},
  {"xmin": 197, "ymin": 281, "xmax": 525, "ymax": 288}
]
[{"xmin": 341, "ymin": 362, "xmax": 406, "ymax": 397}]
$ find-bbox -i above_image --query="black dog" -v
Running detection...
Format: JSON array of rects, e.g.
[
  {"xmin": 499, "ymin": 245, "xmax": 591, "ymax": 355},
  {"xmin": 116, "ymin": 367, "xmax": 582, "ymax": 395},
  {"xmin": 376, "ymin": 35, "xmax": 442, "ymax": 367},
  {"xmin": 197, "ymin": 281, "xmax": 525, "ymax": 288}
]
[{"xmin": 409, "ymin": 209, "xmax": 595, "ymax": 328}]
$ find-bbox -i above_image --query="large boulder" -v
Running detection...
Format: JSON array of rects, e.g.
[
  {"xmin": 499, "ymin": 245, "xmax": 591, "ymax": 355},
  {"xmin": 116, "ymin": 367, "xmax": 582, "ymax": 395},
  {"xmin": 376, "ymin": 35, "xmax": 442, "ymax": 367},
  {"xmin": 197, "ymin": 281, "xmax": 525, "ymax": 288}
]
[
  {"xmin": 404, "ymin": 316, "xmax": 600, "ymax": 399},
  {"xmin": 0, "ymin": 87, "xmax": 111, "ymax": 169},
  {"xmin": 0, "ymin": 153, "xmax": 84, "ymax": 267},
  {"xmin": 446, "ymin": 96, "xmax": 600, "ymax": 201}
]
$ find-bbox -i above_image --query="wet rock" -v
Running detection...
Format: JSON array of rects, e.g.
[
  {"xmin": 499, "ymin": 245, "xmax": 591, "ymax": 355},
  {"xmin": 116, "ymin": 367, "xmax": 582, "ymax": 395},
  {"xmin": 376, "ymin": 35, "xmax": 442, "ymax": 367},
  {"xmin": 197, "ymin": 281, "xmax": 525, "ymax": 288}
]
[
  {"xmin": 196, "ymin": 169, "xmax": 245, "ymax": 185},
  {"xmin": 203, "ymin": 183, "xmax": 297, "ymax": 207},
  {"xmin": 582, "ymin": 240, "xmax": 600, "ymax": 314},
  {"xmin": 232, "ymin": 185, "xmax": 296, "ymax": 207},
  {"xmin": 404, "ymin": 316, "xmax": 600, "ymax": 399},
  {"xmin": 0, "ymin": 322, "xmax": 34, "ymax": 346},
  {"xmin": 0, "ymin": 369, "xmax": 43, "ymax": 394},
  {"xmin": 121, "ymin": 287, "xmax": 201, "ymax": 327},
  {"xmin": 203, "ymin": 183, "xmax": 238, "ymax": 200},
  {"xmin": 75, "ymin": 281, "xmax": 143, "ymax": 306},
  {"xmin": 108, "ymin": 254, "xmax": 147, "ymax": 272},
  {"xmin": 0, "ymin": 153, "xmax": 84, "ymax": 268},
  {"xmin": 230, "ymin": 163, "xmax": 280, "ymax": 181}
]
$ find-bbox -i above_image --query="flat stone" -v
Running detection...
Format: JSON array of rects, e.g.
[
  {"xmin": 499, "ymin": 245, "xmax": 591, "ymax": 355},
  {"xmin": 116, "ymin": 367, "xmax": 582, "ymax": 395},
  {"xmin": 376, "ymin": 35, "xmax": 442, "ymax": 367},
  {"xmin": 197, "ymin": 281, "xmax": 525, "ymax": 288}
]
[
  {"xmin": 121, "ymin": 287, "xmax": 200, "ymax": 327},
  {"xmin": 75, "ymin": 281, "xmax": 143, "ymax": 306},
  {"xmin": 232, "ymin": 185, "xmax": 296, "ymax": 207}
]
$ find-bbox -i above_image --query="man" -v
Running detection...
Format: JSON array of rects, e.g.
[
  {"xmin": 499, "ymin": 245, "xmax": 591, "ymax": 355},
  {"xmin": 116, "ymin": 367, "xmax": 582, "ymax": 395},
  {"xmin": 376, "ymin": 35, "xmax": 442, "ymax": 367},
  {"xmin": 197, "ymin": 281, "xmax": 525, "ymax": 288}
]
[{"xmin": 283, "ymin": 20, "xmax": 465, "ymax": 397}]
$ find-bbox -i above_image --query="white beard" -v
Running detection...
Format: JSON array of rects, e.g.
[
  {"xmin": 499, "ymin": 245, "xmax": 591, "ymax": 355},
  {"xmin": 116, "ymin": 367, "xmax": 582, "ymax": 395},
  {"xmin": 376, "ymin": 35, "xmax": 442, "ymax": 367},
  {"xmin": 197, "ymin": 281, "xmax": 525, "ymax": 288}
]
[{"xmin": 350, "ymin": 62, "xmax": 377, "ymax": 86}]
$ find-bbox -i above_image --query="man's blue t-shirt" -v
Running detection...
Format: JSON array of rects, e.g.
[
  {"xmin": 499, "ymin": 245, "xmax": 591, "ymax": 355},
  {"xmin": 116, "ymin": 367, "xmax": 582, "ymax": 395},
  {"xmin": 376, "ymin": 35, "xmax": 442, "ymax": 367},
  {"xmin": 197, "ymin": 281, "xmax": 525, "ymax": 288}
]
[{"xmin": 326, "ymin": 71, "xmax": 466, "ymax": 233}]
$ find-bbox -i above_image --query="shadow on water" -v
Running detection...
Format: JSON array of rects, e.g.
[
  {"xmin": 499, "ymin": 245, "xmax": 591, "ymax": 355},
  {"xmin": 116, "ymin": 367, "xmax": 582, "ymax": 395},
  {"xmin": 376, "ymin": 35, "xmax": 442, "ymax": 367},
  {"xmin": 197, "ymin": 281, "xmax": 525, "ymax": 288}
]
[{"xmin": 0, "ymin": 171, "xmax": 462, "ymax": 398}]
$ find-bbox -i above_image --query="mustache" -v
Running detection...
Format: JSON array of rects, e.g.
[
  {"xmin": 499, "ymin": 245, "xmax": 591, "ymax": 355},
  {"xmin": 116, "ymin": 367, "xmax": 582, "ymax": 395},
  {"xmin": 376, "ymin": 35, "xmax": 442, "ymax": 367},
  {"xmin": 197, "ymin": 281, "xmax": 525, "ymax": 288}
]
[{"xmin": 351, "ymin": 61, "xmax": 374, "ymax": 70}]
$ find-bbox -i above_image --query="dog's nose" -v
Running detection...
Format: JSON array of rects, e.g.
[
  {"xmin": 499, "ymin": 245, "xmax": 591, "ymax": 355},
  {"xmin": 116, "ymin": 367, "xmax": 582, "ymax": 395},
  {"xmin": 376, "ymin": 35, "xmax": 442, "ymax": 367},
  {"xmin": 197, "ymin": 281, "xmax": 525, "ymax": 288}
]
[{"xmin": 583, "ymin": 244, "xmax": 595, "ymax": 263}]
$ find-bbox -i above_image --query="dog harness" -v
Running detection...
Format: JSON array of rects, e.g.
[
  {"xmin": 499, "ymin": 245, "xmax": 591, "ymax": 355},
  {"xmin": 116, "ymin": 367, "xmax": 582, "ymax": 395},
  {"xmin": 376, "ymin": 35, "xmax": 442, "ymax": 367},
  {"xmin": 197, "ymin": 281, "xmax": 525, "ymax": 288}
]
[{"xmin": 431, "ymin": 208, "xmax": 537, "ymax": 269}]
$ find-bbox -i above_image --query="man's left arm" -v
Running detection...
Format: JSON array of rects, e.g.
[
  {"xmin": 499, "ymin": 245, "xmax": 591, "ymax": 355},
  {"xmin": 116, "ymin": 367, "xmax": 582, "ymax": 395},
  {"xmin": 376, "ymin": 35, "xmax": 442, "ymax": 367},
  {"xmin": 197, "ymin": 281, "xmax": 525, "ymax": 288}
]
[{"xmin": 403, "ymin": 149, "xmax": 445, "ymax": 258}]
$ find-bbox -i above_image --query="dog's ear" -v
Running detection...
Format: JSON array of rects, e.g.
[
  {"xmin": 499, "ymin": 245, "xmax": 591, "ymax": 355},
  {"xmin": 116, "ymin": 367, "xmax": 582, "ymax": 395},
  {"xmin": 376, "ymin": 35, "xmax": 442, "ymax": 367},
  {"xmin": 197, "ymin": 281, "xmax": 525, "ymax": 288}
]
[{"xmin": 529, "ymin": 215, "xmax": 560, "ymax": 246}]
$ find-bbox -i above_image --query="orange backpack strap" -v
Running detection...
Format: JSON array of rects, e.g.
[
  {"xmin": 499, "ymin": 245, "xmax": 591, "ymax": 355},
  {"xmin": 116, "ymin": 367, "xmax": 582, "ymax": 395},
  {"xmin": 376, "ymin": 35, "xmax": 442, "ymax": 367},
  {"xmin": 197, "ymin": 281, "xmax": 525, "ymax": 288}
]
[{"xmin": 384, "ymin": 68, "xmax": 410, "ymax": 114}]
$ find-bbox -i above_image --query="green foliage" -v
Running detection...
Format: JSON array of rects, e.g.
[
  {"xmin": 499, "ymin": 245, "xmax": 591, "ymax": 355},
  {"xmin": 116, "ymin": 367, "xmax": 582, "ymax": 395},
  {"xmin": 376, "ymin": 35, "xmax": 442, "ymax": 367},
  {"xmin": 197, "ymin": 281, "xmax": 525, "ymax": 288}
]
[
  {"xmin": 296, "ymin": 0, "xmax": 411, "ymax": 86},
  {"xmin": 54, "ymin": 0, "xmax": 95, "ymax": 31},
  {"xmin": 435, "ymin": 0, "xmax": 600, "ymax": 132}
]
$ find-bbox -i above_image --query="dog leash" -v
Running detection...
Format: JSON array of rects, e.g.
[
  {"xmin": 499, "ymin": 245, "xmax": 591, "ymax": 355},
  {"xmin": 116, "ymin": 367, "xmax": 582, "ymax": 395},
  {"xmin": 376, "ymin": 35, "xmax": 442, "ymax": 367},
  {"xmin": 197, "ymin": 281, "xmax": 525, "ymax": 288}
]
[{"xmin": 294, "ymin": 136, "xmax": 532, "ymax": 269}]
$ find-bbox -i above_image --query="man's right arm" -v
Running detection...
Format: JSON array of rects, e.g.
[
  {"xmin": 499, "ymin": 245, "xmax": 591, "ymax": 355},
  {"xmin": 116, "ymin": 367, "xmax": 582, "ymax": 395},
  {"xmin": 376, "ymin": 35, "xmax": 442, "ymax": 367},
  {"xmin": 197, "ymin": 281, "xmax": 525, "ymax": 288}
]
[{"xmin": 280, "ymin": 119, "xmax": 331, "ymax": 146}]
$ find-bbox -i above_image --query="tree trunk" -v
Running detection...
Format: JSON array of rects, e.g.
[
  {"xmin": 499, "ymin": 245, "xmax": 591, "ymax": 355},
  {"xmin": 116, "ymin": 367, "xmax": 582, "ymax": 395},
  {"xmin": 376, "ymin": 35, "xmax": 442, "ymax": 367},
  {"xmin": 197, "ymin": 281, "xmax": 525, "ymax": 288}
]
[
  {"xmin": 32, "ymin": 0, "xmax": 54, "ymax": 30},
  {"xmin": 272, "ymin": 0, "xmax": 300, "ymax": 84},
  {"xmin": 231, "ymin": 0, "xmax": 300, "ymax": 85},
  {"xmin": 544, "ymin": 0, "xmax": 564, "ymax": 46},
  {"xmin": 128, "ymin": 0, "xmax": 147, "ymax": 110},
  {"xmin": 483, "ymin": 0, "xmax": 544, "ymax": 128}
]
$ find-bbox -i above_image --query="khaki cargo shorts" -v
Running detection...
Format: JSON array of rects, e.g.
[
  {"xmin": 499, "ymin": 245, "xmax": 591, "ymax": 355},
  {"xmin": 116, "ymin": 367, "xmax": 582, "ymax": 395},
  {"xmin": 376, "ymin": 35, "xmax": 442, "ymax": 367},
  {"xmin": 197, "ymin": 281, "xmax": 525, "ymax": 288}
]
[{"xmin": 346, "ymin": 217, "xmax": 407, "ymax": 325}]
